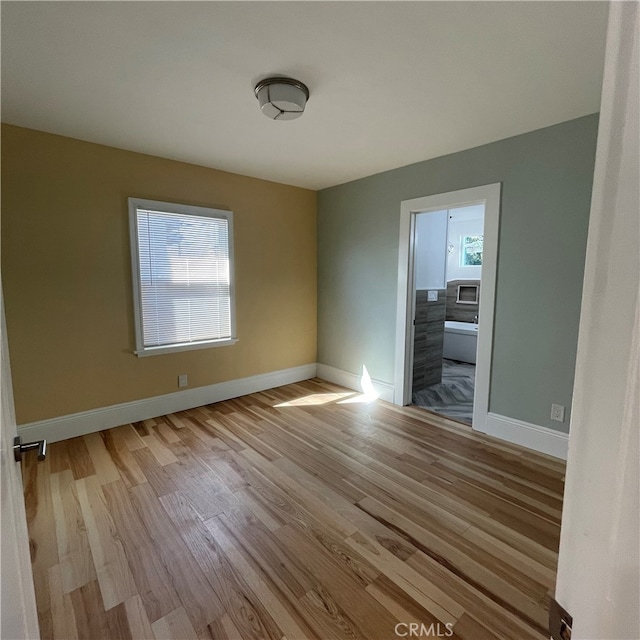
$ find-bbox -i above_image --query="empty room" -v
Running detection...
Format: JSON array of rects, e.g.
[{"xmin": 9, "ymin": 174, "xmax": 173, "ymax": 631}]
[{"xmin": 1, "ymin": 2, "xmax": 638, "ymax": 640}]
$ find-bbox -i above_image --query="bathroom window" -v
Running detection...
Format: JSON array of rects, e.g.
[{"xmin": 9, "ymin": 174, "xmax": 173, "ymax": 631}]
[
  {"xmin": 129, "ymin": 198, "xmax": 237, "ymax": 356},
  {"xmin": 461, "ymin": 235, "xmax": 483, "ymax": 266}
]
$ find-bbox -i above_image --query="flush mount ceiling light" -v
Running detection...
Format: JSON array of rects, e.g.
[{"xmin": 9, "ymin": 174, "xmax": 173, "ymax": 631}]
[{"xmin": 254, "ymin": 77, "xmax": 309, "ymax": 121}]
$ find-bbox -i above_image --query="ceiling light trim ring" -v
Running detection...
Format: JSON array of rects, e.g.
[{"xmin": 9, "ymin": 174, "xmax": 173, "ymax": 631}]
[{"xmin": 254, "ymin": 77, "xmax": 310, "ymax": 101}]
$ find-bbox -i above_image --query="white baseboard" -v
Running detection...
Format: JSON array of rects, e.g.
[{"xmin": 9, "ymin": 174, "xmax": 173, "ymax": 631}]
[
  {"xmin": 316, "ymin": 363, "xmax": 395, "ymax": 403},
  {"xmin": 485, "ymin": 412, "xmax": 569, "ymax": 460},
  {"xmin": 18, "ymin": 363, "xmax": 317, "ymax": 444},
  {"xmin": 17, "ymin": 362, "xmax": 568, "ymax": 461}
]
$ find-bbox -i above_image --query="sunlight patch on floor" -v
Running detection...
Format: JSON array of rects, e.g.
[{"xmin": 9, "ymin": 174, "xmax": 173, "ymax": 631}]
[
  {"xmin": 274, "ymin": 392, "xmax": 355, "ymax": 407},
  {"xmin": 336, "ymin": 393, "xmax": 377, "ymax": 405},
  {"xmin": 337, "ymin": 364, "xmax": 379, "ymax": 404},
  {"xmin": 276, "ymin": 365, "xmax": 380, "ymax": 407}
]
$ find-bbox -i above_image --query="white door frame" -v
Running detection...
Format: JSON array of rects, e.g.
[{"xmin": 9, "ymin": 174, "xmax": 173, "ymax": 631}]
[
  {"xmin": 393, "ymin": 183, "xmax": 501, "ymax": 433},
  {"xmin": 1, "ymin": 286, "xmax": 40, "ymax": 640}
]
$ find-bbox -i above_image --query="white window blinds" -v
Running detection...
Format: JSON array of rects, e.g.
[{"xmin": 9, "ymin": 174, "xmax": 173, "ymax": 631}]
[{"xmin": 129, "ymin": 199, "xmax": 236, "ymax": 355}]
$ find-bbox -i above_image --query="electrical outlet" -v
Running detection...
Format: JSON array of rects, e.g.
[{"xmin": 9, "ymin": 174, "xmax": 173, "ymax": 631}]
[
  {"xmin": 178, "ymin": 374, "xmax": 188, "ymax": 388},
  {"xmin": 427, "ymin": 290, "xmax": 439, "ymax": 302},
  {"xmin": 551, "ymin": 404, "xmax": 565, "ymax": 422}
]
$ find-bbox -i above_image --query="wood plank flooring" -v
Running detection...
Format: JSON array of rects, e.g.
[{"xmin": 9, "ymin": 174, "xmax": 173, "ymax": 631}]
[{"xmin": 23, "ymin": 378, "xmax": 565, "ymax": 640}]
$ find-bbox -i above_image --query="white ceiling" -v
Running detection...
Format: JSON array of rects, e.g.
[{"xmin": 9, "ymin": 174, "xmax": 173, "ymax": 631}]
[{"xmin": 1, "ymin": 1, "xmax": 608, "ymax": 190}]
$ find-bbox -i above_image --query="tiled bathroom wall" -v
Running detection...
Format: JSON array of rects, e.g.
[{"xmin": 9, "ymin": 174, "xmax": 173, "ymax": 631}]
[
  {"xmin": 412, "ymin": 289, "xmax": 446, "ymax": 393},
  {"xmin": 445, "ymin": 279, "xmax": 481, "ymax": 323}
]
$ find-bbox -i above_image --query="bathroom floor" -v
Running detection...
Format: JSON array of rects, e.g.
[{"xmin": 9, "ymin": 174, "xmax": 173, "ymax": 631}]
[{"xmin": 412, "ymin": 358, "xmax": 476, "ymax": 425}]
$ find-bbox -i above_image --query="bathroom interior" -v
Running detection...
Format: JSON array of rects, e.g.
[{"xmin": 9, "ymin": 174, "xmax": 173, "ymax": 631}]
[{"xmin": 411, "ymin": 204, "xmax": 484, "ymax": 425}]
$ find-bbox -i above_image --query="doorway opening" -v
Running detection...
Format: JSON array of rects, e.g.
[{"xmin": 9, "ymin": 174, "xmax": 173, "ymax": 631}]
[
  {"xmin": 412, "ymin": 205, "xmax": 483, "ymax": 424},
  {"xmin": 393, "ymin": 184, "xmax": 501, "ymax": 434}
]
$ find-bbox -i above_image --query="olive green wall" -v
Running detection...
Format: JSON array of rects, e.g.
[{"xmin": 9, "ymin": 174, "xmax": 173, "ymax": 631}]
[
  {"xmin": 2, "ymin": 125, "xmax": 317, "ymax": 424},
  {"xmin": 317, "ymin": 114, "xmax": 599, "ymax": 432}
]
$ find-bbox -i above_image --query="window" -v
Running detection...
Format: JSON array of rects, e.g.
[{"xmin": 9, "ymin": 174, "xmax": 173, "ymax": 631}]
[
  {"xmin": 129, "ymin": 198, "xmax": 237, "ymax": 356},
  {"xmin": 461, "ymin": 235, "xmax": 483, "ymax": 266}
]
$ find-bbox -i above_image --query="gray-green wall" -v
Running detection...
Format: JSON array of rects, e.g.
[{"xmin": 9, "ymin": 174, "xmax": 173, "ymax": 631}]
[{"xmin": 317, "ymin": 114, "xmax": 599, "ymax": 432}]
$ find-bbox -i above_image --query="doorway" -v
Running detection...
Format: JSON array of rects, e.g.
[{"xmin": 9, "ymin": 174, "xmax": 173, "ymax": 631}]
[
  {"xmin": 411, "ymin": 204, "xmax": 484, "ymax": 424},
  {"xmin": 393, "ymin": 183, "xmax": 501, "ymax": 434}
]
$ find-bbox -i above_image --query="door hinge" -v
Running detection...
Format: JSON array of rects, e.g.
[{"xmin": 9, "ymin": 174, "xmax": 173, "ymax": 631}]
[{"xmin": 549, "ymin": 597, "xmax": 572, "ymax": 640}]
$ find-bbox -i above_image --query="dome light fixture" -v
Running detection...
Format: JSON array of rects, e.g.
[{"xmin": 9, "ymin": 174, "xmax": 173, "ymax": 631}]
[{"xmin": 254, "ymin": 77, "xmax": 309, "ymax": 121}]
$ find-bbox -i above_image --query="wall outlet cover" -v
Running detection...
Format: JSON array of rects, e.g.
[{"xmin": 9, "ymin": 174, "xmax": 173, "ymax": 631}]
[
  {"xmin": 178, "ymin": 374, "xmax": 188, "ymax": 388},
  {"xmin": 427, "ymin": 290, "xmax": 439, "ymax": 302},
  {"xmin": 551, "ymin": 403, "xmax": 565, "ymax": 422}
]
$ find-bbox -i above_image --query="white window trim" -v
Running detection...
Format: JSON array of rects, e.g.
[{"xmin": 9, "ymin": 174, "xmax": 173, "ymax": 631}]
[{"xmin": 128, "ymin": 197, "xmax": 238, "ymax": 357}]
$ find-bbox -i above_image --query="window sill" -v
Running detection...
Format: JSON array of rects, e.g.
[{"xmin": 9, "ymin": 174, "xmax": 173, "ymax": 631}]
[{"xmin": 134, "ymin": 338, "xmax": 238, "ymax": 357}]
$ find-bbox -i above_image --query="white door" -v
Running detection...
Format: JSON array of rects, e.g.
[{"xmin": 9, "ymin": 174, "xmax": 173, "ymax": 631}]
[
  {"xmin": 554, "ymin": 2, "xmax": 639, "ymax": 637},
  {"xmin": 1, "ymin": 289, "xmax": 40, "ymax": 639}
]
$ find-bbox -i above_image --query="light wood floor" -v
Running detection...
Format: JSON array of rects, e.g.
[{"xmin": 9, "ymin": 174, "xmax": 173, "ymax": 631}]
[{"xmin": 23, "ymin": 378, "xmax": 565, "ymax": 640}]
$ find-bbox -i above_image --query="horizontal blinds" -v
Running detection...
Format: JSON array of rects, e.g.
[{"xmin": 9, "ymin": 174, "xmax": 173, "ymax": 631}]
[{"xmin": 136, "ymin": 208, "xmax": 231, "ymax": 348}]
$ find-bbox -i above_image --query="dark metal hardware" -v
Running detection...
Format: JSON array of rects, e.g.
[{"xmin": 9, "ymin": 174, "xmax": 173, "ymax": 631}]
[
  {"xmin": 549, "ymin": 596, "xmax": 572, "ymax": 640},
  {"xmin": 13, "ymin": 435, "xmax": 47, "ymax": 462}
]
